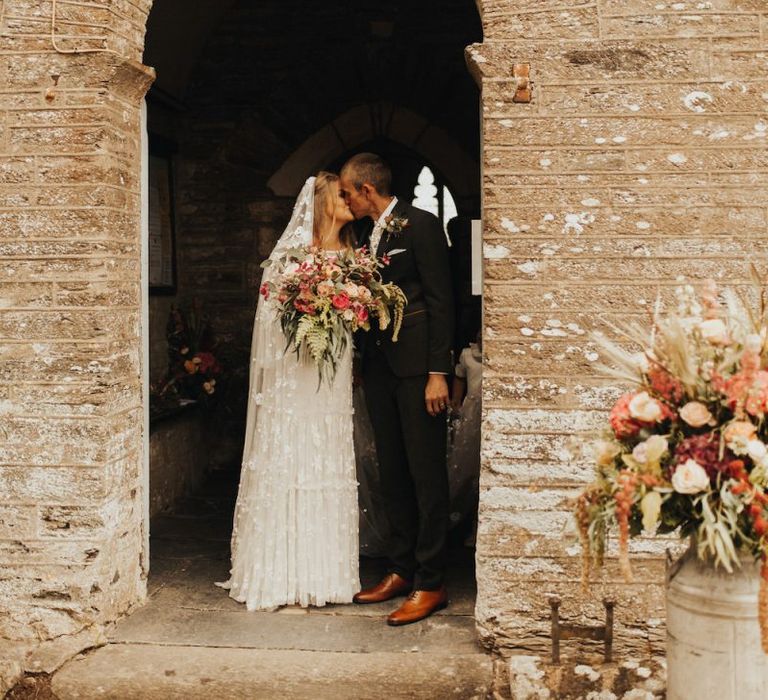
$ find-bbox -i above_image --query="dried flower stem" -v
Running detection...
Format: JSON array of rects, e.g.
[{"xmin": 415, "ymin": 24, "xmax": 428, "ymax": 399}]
[
  {"xmin": 575, "ymin": 493, "xmax": 592, "ymax": 593},
  {"xmin": 616, "ymin": 471, "xmax": 636, "ymax": 583},
  {"xmin": 760, "ymin": 560, "xmax": 768, "ymax": 654}
]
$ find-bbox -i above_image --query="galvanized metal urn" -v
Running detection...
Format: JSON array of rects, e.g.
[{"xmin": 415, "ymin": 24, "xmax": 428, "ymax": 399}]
[{"xmin": 667, "ymin": 542, "xmax": 768, "ymax": 700}]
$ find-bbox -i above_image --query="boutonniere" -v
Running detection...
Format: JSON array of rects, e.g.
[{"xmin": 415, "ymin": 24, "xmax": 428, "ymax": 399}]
[{"xmin": 384, "ymin": 214, "xmax": 410, "ymax": 242}]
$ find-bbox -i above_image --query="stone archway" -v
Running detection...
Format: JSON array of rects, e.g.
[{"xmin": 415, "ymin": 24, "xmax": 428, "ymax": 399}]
[{"xmin": 267, "ymin": 102, "xmax": 479, "ymax": 211}]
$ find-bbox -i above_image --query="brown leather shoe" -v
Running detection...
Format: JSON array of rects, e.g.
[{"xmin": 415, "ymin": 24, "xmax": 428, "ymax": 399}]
[
  {"xmin": 353, "ymin": 573, "xmax": 412, "ymax": 604},
  {"xmin": 386, "ymin": 587, "xmax": 448, "ymax": 626}
]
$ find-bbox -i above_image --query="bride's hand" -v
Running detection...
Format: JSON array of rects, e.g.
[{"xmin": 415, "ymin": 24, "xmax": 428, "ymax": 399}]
[{"xmin": 425, "ymin": 374, "xmax": 449, "ymax": 417}]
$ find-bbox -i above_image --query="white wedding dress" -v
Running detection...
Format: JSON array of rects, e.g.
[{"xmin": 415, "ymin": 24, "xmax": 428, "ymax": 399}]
[{"xmin": 216, "ymin": 177, "xmax": 360, "ymax": 610}]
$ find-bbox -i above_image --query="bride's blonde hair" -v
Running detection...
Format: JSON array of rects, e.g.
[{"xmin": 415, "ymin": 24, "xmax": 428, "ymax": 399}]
[{"xmin": 313, "ymin": 171, "xmax": 355, "ymax": 249}]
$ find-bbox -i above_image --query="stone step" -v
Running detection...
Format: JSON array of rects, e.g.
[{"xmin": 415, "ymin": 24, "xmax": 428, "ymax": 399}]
[
  {"xmin": 110, "ymin": 598, "xmax": 480, "ymax": 654},
  {"xmin": 51, "ymin": 645, "xmax": 494, "ymax": 700}
]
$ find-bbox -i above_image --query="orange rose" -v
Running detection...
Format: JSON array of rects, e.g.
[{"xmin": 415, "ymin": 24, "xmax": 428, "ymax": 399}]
[
  {"xmin": 679, "ymin": 401, "xmax": 714, "ymax": 428},
  {"xmin": 724, "ymin": 420, "xmax": 757, "ymax": 443},
  {"xmin": 184, "ymin": 360, "xmax": 198, "ymax": 374}
]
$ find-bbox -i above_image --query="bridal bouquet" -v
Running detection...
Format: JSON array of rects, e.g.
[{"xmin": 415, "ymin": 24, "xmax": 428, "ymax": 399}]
[
  {"xmin": 260, "ymin": 246, "xmax": 407, "ymax": 384},
  {"xmin": 575, "ymin": 275, "xmax": 768, "ymax": 650}
]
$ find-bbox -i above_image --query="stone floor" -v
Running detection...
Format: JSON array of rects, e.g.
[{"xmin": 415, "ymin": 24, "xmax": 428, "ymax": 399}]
[{"xmin": 50, "ymin": 474, "xmax": 493, "ymax": 699}]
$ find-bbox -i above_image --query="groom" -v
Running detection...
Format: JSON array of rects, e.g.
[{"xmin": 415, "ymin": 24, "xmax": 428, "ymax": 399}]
[{"xmin": 340, "ymin": 153, "xmax": 454, "ymax": 626}]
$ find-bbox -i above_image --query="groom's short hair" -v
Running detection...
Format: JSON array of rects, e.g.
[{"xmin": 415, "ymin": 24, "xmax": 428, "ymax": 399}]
[{"xmin": 342, "ymin": 153, "xmax": 392, "ymax": 196}]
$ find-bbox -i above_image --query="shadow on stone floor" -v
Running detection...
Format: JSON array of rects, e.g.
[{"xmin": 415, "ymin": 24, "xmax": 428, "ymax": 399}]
[
  {"xmin": 49, "ymin": 472, "xmax": 492, "ymax": 699},
  {"xmin": 146, "ymin": 469, "xmax": 479, "ymax": 624}
]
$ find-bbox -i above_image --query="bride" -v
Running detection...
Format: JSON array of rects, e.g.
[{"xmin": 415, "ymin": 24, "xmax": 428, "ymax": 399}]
[{"xmin": 216, "ymin": 172, "xmax": 360, "ymax": 610}]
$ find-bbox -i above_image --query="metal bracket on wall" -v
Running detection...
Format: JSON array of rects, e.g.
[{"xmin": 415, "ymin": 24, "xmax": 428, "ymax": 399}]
[
  {"xmin": 549, "ymin": 597, "xmax": 615, "ymax": 664},
  {"xmin": 512, "ymin": 63, "xmax": 532, "ymax": 103}
]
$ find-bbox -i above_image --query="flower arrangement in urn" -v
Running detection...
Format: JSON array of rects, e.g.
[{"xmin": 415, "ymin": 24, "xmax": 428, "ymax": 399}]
[
  {"xmin": 576, "ymin": 275, "xmax": 768, "ymax": 652},
  {"xmin": 151, "ymin": 300, "xmax": 223, "ymax": 413},
  {"xmin": 260, "ymin": 245, "xmax": 407, "ymax": 386}
]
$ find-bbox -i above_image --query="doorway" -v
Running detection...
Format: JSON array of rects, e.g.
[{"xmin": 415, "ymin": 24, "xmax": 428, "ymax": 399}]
[{"xmin": 139, "ymin": 0, "xmax": 484, "ymax": 677}]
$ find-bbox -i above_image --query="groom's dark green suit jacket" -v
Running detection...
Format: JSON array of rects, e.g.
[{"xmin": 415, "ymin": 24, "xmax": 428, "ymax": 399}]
[{"xmin": 357, "ymin": 198, "xmax": 454, "ymax": 377}]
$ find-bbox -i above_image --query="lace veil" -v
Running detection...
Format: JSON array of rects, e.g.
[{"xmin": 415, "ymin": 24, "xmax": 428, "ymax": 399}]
[{"xmin": 242, "ymin": 176, "xmax": 315, "ymax": 458}]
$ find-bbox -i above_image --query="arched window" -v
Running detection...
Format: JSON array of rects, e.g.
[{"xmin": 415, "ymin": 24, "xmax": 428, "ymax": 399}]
[{"xmin": 412, "ymin": 166, "xmax": 458, "ymax": 234}]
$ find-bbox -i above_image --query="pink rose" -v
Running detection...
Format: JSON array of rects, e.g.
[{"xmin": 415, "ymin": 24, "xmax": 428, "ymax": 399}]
[
  {"xmin": 294, "ymin": 299, "xmax": 315, "ymax": 314},
  {"xmin": 196, "ymin": 352, "xmax": 217, "ymax": 373},
  {"xmin": 332, "ymin": 293, "xmax": 351, "ymax": 310}
]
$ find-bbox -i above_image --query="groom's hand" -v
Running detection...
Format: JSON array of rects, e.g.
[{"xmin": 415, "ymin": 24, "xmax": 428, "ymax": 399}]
[{"xmin": 425, "ymin": 374, "xmax": 449, "ymax": 417}]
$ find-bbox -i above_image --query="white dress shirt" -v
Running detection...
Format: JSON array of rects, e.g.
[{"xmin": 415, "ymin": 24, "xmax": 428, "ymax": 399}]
[{"xmin": 369, "ymin": 196, "xmax": 398, "ymax": 256}]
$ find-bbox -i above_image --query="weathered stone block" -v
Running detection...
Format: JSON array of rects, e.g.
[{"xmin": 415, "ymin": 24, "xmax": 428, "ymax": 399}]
[
  {"xmin": 8, "ymin": 125, "xmax": 105, "ymax": 152},
  {"xmin": 539, "ymin": 79, "xmax": 768, "ymax": 116},
  {"xmin": 484, "ymin": 337, "xmax": 603, "ymax": 376},
  {"xmin": 0, "ymin": 466, "xmax": 105, "ymax": 498},
  {"xmin": 37, "ymin": 505, "xmax": 106, "ymax": 539},
  {"xmin": 483, "ymin": 256, "xmax": 758, "ymax": 283},
  {"xmin": 711, "ymin": 46, "xmax": 768, "ymax": 80},
  {"xmin": 602, "ymin": 13, "xmax": 761, "ymax": 39},
  {"xmin": 0, "ymin": 539, "xmax": 105, "ymax": 568},
  {"xmin": 24, "ymin": 624, "xmax": 107, "ymax": 674},
  {"xmin": 0, "ymin": 257, "xmax": 138, "ymax": 283},
  {"xmin": 0, "ymin": 210, "xmax": 136, "ymax": 240},
  {"xmin": 483, "ymin": 7, "xmax": 599, "ymax": 41},
  {"xmin": 470, "ymin": 40, "xmax": 711, "ymax": 82},
  {"xmin": 0, "ymin": 506, "xmax": 35, "ymax": 539},
  {"xmin": 601, "ymin": 0, "xmax": 764, "ymax": 11}
]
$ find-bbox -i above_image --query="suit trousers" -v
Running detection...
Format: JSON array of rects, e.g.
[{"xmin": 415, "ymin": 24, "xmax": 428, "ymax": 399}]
[{"xmin": 363, "ymin": 346, "xmax": 449, "ymax": 590}]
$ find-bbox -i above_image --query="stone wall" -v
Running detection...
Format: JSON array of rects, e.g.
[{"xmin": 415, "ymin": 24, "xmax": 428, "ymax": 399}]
[
  {"xmin": 0, "ymin": 0, "xmax": 154, "ymax": 661},
  {"xmin": 145, "ymin": 96, "xmax": 296, "ymax": 467},
  {"xmin": 470, "ymin": 0, "xmax": 768, "ymax": 684},
  {"xmin": 149, "ymin": 409, "xmax": 210, "ymax": 517},
  {"xmin": 1, "ymin": 0, "xmax": 767, "ymax": 695}
]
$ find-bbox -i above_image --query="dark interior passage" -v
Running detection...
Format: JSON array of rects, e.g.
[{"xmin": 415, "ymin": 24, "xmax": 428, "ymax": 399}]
[{"xmin": 143, "ymin": 0, "xmax": 483, "ymax": 584}]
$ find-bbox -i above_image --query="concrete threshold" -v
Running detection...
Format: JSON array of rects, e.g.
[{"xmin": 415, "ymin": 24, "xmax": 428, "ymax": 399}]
[{"xmin": 51, "ymin": 644, "xmax": 494, "ymax": 699}]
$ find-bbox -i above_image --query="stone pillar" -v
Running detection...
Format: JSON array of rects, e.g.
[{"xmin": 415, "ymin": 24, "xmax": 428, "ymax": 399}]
[
  {"xmin": 471, "ymin": 0, "xmax": 768, "ymax": 691},
  {"xmin": 0, "ymin": 0, "xmax": 154, "ymax": 653}
]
